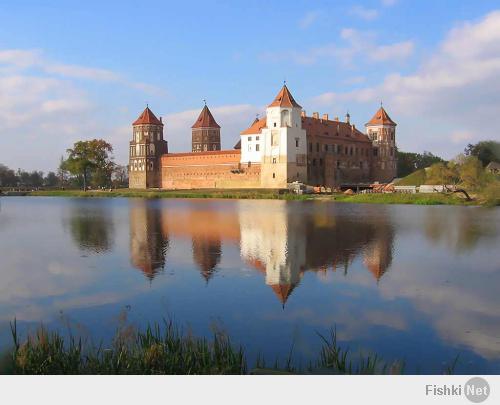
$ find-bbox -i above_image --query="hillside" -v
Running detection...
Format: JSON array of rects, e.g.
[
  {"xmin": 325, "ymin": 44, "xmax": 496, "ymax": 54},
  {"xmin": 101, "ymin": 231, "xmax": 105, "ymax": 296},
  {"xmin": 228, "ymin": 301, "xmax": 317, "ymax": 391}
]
[{"xmin": 394, "ymin": 169, "xmax": 428, "ymax": 186}]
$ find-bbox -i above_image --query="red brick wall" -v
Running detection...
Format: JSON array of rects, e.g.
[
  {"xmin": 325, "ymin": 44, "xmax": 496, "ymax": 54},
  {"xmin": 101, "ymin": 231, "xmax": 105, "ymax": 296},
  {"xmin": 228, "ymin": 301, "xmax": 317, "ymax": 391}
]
[{"xmin": 161, "ymin": 150, "xmax": 261, "ymax": 189}]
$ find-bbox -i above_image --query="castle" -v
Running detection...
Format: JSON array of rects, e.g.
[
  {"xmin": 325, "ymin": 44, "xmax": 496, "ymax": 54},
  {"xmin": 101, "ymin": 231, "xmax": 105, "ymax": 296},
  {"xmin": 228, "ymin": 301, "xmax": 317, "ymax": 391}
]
[{"xmin": 128, "ymin": 85, "xmax": 397, "ymax": 189}]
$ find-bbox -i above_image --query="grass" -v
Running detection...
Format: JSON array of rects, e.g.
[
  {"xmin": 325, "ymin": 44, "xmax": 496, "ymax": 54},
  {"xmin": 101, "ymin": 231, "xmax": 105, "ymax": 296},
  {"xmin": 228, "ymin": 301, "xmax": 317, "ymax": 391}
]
[
  {"xmin": 28, "ymin": 188, "xmax": 315, "ymax": 201},
  {"xmin": 332, "ymin": 192, "xmax": 475, "ymax": 205},
  {"xmin": 5, "ymin": 320, "xmax": 407, "ymax": 375},
  {"xmin": 394, "ymin": 169, "xmax": 428, "ymax": 186}
]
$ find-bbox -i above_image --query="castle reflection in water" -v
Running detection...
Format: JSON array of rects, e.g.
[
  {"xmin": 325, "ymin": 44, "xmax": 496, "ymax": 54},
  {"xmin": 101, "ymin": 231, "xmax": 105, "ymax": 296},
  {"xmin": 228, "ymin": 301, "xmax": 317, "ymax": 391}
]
[{"xmin": 129, "ymin": 200, "xmax": 395, "ymax": 304}]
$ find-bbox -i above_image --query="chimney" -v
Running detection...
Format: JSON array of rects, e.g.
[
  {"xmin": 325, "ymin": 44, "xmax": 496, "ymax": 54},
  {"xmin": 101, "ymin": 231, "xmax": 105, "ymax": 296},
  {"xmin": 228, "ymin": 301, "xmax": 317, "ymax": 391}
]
[
  {"xmin": 345, "ymin": 112, "xmax": 350, "ymax": 124},
  {"xmin": 322, "ymin": 113, "xmax": 329, "ymax": 121},
  {"xmin": 160, "ymin": 116, "xmax": 163, "ymax": 123},
  {"xmin": 312, "ymin": 112, "xmax": 319, "ymax": 119},
  {"xmin": 301, "ymin": 110, "xmax": 306, "ymax": 117}
]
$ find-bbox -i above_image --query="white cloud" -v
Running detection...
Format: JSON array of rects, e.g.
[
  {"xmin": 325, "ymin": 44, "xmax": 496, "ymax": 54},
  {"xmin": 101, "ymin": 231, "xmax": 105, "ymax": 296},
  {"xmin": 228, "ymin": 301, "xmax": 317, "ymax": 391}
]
[
  {"xmin": 0, "ymin": 49, "xmax": 163, "ymax": 94},
  {"xmin": 298, "ymin": 11, "xmax": 320, "ymax": 29},
  {"xmin": 312, "ymin": 11, "xmax": 500, "ymax": 157},
  {"xmin": 350, "ymin": 5, "xmax": 379, "ymax": 21},
  {"xmin": 0, "ymin": 48, "xmax": 164, "ymax": 171},
  {"xmin": 260, "ymin": 28, "xmax": 413, "ymax": 66}
]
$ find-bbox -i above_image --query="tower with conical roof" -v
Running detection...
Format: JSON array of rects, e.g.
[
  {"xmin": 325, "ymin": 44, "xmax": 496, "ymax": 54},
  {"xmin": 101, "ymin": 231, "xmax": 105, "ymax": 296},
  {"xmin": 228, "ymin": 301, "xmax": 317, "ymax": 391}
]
[
  {"xmin": 191, "ymin": 104, "xmax": 221, "ymax": 152},
  {"xmin": 365, "ymin": 105, "xmax": 397, "ymax": 182},
  {"xmin": 129, "ymin": 106, "xmax": 168, "ymax": 189},
  {"xmin": 258, "ymin": 84, "xmax": 308, "ymax": 188}
]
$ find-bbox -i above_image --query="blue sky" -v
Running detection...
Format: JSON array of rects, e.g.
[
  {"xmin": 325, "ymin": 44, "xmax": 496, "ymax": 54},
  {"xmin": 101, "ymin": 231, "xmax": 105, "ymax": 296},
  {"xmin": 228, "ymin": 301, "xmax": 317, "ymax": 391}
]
[{"xmin": 1, "ymin": 0, "xmax": 499, "ymax": 171}]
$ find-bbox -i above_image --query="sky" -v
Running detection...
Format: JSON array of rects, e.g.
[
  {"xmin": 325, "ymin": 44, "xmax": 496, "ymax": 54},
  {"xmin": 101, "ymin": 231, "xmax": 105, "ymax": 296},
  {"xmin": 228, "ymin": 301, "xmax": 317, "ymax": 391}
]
[{"xmin": 0, "ymin": 0, "xmax": 499, "ymax": 172}]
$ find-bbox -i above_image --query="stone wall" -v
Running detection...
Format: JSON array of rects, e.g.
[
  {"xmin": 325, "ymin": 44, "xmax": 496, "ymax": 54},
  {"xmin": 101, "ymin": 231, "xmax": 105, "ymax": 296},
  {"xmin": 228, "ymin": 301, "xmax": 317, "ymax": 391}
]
[{"xmin": 161, "ymin": 150, "xmax": 261, "ymax": 189}]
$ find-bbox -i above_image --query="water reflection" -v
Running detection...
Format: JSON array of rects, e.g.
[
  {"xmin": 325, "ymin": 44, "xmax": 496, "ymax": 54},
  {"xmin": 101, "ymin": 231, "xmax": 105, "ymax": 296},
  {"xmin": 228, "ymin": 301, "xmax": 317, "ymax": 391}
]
[
  {"xmin": 1, "ymin": 197, "xmax": 500, "ymax": 373},
  {"xmin": 63, "ymin": 202, "xmax": 115, "ymax": 253},
  {"xmin": 424, "ymin": 207, "xmax": 499, "ymax": 253},
  {"xmin": 129, "ymin": 200, "xmax": 169, "ymax": 280},
  {"xmin": 126, "ymin": 200, "xmax": 396, "ymax": 304}
]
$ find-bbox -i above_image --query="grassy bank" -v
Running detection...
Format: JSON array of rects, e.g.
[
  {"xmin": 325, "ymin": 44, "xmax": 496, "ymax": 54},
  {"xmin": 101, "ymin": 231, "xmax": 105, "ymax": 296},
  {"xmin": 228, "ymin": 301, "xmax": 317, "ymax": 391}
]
[
  {"xmin": 4, "ymin": 321, "xmax": 407, "ymax": 375},
  {"xmin": 333, "ymin": 192, "xmax": 477, "ymax": 205},
  {"xmin": 28, "ymin": 188, "xmax": 314, "ymax": 201},
  {"xmin": 25, "ymin": 188, "xmax": 488, "ymax": 205}
]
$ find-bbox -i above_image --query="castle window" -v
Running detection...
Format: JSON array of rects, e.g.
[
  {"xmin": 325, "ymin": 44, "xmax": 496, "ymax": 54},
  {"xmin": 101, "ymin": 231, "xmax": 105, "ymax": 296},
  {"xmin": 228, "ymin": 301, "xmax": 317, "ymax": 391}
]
[
  {"xmin": 273, "ymin": 122, "xmax": 277, "ymax": 127},
  {"xmin": 374, "ymin": 148, "xmax": 378, "ymax": 157},
  {"xmin": 336, "ymin": 161, "xmax": 340, "ymax": 169},
  {"xmin": 360, "ymin": 161, "xmax": 363, "ymax": 169},
  {"xmin": 295, "ymin": 138, "xmax": 299, "ymax": 147},
  {"xmin": 256, "ymin": 144, "xmax": 260, "ymax": 152},
  {"xmin": 324, "ymin": 144, "xmax": 328, "ymax": 152},
  {"xmin": 256, "ymin": 136, "xmax": 260, "ymax": 141},
  {"xmin": 248, "ymin": 136, "xmax": 252, "ymax": 141},
  {"xmin": 272, "ymin": 173, "xmax": 276, "ymax": 178},
  {"xmin": 272, "ymin": 158, "xmax": 277, "ymax": 164},
  {"xmin": 271, "ymin": 132, "xmax": 279, "ymax": 146},
  {"xmin": 309, "ymin": 142, "xmax": 312, "ymax": 152},
  {"xmin": 319, "ymin": 158, "xmax": 323, "ymax": 166},
  {"xmin": 344, "ymin": 147, "xmax": 348, "ymax": 155},
  {"xmin": 248, "ymin": 145, "xmax": 252, "ymax": 151},
  {"xmin": 312, "ymin": 159, "xmax": 316, "ymax": 166},
  {"xmin": 316, "ymin": 143, "xmax": 319, "ymax": 152}
]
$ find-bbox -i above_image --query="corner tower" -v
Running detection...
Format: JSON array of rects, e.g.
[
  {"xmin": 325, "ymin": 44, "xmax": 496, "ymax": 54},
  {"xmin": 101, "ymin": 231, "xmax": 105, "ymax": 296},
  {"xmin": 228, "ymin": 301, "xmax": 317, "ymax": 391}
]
[
  {"xmin": 259, "ymin": 84, "xmax": 307, "ymax": 188},
  {"xmin": 366, "ymin": 105, "xmax": 397, "ymax": 182},
  {"xmin": 191, "ymin": 104, "xmax": 221, "ymax": 152},
  {"xmin": 129, "ymin": 106, "xmax": 168, "ymax": 189}
]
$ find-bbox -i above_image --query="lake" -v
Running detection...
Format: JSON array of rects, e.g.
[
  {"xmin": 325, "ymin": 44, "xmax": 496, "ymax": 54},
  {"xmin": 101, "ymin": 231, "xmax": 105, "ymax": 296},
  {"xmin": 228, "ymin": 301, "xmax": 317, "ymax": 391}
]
[{"xmin": 0, "ymin": 197, "xmax": 499, "ymax": 373}]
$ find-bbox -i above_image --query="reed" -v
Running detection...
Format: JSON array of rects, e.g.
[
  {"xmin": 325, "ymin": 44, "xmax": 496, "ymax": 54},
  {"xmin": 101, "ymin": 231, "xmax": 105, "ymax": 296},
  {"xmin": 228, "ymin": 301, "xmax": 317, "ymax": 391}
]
[{"xmin": 6, "ymin": 321, "xmax": 419, "ymax": 375}]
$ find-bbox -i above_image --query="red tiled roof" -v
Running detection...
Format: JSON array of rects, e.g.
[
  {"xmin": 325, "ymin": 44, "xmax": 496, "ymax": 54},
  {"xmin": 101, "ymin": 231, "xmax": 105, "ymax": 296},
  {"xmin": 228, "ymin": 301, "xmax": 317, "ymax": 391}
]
[
  {"xmin": 133, "ymin": 106, "xmax": 163, "ymax": 126},
  {"xmin": 191, "ymin": 105, "xmax": 220, "ymax": 129},
  {"xmin": 240, "ymin": 117, "xmax": 267, "ymax": 135},
  {"xmin": 365, "ymin": 106, "xmax": 396, "ymax": 126},
  {"xmin": 239, "ymin": 114, "xmax": 370, "ymax": 142},
  {"xmin": 268, "ymin": 85, "xmax": 302, "ymax": 109},
  {"xmin": 302, "ymin": 116, "xmax": 370, "ymax": 142}
]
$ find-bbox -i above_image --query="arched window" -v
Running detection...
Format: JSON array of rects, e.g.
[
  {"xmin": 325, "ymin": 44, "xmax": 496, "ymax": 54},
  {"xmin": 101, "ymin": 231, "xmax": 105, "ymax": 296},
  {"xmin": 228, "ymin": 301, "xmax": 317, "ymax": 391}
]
[{"xmin": 281, "ymin": 110, "xmax": 290, "ymax": 127}]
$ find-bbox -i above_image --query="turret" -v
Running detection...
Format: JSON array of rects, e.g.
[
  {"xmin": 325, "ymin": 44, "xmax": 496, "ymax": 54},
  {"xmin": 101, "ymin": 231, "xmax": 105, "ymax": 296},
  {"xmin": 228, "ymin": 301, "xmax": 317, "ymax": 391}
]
[
  {"xmin": 191, "ymin": 103, "xmax": 221, "ymax": 152},
  {"xmin": 129, "ymin": 106, "xmax": 168, "ymax": 189},
  {"xmin": 365, "ymin": 105, "xmax": 397, "ymax": 182}
]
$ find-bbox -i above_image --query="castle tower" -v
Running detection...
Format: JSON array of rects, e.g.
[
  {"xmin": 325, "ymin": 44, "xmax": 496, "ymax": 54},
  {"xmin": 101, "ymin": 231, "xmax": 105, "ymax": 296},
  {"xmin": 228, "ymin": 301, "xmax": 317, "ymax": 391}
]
[
  {"xmin": 191, "ymin": 104, "xmax": 221, "ymax": 152},
  {"xmin": 365, "ymin": 105, "xmax": 397, "ymax": 182},
  {"xmin": 259, "ymin": 84, "xmax": 308, "ymax": 188},
  {"xmin": 129, "ymin": 106, "xmax": 168, "ymax": 189}
]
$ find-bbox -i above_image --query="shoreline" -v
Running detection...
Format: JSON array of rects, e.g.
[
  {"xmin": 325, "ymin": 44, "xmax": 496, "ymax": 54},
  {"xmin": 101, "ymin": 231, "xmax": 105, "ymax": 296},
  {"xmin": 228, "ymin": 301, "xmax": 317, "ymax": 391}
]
[{"xmin": 21, "ymin": 189, "xmax": 488, "ymax": 206}]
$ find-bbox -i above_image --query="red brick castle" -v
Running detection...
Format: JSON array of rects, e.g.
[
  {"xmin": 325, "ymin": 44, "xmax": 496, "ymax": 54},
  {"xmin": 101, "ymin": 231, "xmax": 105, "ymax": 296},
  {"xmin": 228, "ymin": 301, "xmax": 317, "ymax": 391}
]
[{"xmin": 129, "ymin": 85, "xmax": 397, "ymax": 189}]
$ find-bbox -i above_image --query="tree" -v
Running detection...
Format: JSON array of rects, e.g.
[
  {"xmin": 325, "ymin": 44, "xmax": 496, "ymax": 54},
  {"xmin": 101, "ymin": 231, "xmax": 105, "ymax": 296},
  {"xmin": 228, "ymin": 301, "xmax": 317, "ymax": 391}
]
[
  {"xmin": 464, "ymin": 141, "xmax": 500, "ymax": 167},
  {"xmin": 397, "ymin": 150, "xmax": 444, "ymax": 177},
  {"xmin": 0, "ymin": 164, "xmax": 17, "ymax": 187},
  {"xmin": 458, "ymin": 155, "xmax": 484, "ymax": 191},
  {"xmin": 112, "ymin": 165, "xmax": 128, "ymax": 188},
  {"xmin": 44, "ymin": 172, "xmax": 58, "ymax": 187},
  {"xmin": 62, "ymin": 139, "xmax": 114, "ymax": 190}
]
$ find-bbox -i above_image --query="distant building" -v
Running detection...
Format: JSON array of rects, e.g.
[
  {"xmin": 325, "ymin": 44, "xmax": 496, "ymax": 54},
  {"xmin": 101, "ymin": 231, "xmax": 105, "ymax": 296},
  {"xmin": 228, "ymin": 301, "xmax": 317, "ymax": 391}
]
[
  {"xmin": 129, "ymin": 85, "xmax": 398, "ymax": 189},
  {"xmin": 486, "ymin": 161, "xmax": 500, "ymax": 174}
]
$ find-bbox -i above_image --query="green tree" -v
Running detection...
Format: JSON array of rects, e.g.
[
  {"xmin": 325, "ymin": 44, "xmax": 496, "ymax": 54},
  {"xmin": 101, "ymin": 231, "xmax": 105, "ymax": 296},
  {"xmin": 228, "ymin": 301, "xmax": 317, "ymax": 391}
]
[
  {"xmin": 397, "ymin": 150, "xmax": 444, "ymax": 177},
  {"xmin": 458, "ymin": 155, "xmax": 484, "ymax": 191},
  {"xmin": 464, "ymin": 140, "xmax": 500, "ymax": 166},
  {"xmin": 0, "ymin": 164, "xmax": 17, "ymax": 187},
  {"xmin": 62, "ymin": 139, "xmax": 114, "ymax": 190}
]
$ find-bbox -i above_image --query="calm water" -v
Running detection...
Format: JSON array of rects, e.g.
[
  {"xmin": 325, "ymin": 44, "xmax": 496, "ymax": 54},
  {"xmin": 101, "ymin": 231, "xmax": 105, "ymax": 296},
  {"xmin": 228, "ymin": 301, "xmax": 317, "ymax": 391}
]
[{"xmin": 0, "ymin": 197, "xmax": 499, "ymax": 373}]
